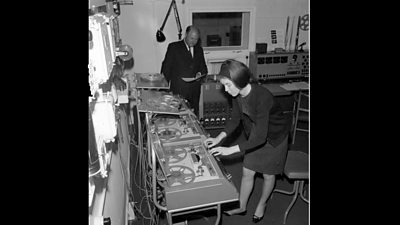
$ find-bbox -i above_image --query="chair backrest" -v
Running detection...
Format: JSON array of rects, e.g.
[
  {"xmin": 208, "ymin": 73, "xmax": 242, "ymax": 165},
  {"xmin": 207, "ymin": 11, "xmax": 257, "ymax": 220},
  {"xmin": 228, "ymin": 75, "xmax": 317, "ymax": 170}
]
[
  {"xmin": 291, "ymin": 90, "xmax": 309, "ymax": 144},
  {"xmin": 298, "ymin": 91, "xmax": 309, "ymax": 112},
  {"xmin": 297, "ymin": 91, "xmax": 309, "ymax": 121}
]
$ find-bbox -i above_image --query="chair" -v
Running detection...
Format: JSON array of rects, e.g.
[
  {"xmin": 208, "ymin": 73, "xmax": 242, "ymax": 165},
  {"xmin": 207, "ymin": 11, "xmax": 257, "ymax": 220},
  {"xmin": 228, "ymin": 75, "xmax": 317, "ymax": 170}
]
[
  {"xmin": 291, "ymin": 91, "xmax": 309, "ymax": 144},
  {"xmin": 273, "ymin": 150, "xmax": 309, "ymax": 224}
]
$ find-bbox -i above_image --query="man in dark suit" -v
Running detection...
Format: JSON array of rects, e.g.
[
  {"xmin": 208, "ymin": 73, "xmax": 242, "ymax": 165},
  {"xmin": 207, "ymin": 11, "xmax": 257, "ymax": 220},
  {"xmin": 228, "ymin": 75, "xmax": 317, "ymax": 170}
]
[{"xmin": 161, "ymin": 25, "xmax": 208, "ymax": 116}]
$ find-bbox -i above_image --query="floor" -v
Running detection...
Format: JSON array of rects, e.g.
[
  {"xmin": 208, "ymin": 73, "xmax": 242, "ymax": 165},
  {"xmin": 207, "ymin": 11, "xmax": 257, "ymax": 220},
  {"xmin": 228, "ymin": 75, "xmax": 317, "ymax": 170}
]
[{"xmin": 129, "ymin": 123, "xmax": 309, "ymax": 225}]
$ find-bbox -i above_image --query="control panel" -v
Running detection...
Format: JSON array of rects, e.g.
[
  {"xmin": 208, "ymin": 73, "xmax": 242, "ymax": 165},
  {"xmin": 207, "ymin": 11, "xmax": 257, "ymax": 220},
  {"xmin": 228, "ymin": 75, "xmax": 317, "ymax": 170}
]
[
  {"xmin": 253, "ymin": 51, "xmax": 309, "ymax": 81},
  {"xmin": 199, "ymin": 80, "xmax": 232, "ymax": 129}
]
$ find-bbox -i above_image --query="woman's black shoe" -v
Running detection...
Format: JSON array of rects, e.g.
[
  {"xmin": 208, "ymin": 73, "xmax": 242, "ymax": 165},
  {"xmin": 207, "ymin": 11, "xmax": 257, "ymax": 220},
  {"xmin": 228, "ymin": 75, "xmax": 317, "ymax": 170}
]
[
  {"xmin": 223, "ymin": 209, "xmax": 247, "ymax": 216},
  {"xmin": 252, "ymin": 215, "xmax": 264, "ymax": 223}
]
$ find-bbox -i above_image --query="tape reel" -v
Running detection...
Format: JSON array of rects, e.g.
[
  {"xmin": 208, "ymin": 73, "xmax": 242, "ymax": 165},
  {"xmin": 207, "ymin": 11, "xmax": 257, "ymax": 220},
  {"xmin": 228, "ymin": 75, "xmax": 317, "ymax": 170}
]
[
  {"xmin": 154, "ymin": 117, "xmax": 177, "ymax": 127},
  {"xmin": 156, "ymin": 165, "xmax": 196, "ymax": 188},
  {"xmin": 299, "ymin": 14, "xmax": 309, "ymax": 31},
  {"xmin": 116, "ymin": 44, "xmax": 133, "ymax": 61},
  {"xmin": 167, "ymin": 165, "xmax": 196, "ymax": 186},
  {"xmin": 164, "ymin": 147, "xmax": 187, "ymax": 163},
  {"xmin": 146, "ymin": 97, "xmax": 180, "ymax": 112},
  {"xmin": 140, "ymin": 73, "xmax": 164, "ymax": 82},
  {"xmin": 158, "ymin": 127, "xmax": 182, "ymax": 142}
]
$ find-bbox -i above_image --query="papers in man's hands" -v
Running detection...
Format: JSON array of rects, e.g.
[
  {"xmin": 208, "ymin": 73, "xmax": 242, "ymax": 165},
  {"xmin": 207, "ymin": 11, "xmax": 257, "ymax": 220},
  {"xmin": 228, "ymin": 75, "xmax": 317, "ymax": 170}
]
[{"xmin": 181, "ymin": 73, "xmax": 207, "ymax": 82}]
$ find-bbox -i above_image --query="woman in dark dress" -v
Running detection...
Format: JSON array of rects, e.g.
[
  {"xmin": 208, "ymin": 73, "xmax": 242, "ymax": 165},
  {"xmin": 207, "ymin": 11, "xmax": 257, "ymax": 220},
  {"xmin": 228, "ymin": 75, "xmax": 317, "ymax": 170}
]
[{"xmin": 205, "ymin": 59, "xmax": 292, "ymax": 223}]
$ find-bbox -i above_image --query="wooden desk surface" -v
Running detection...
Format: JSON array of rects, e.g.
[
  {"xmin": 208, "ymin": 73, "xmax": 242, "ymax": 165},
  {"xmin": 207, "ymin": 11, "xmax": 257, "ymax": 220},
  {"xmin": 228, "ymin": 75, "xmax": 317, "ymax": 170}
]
[
  {"xmin": 262, "ymin": 81, "xmax": 309, "ymax": 96},
  {"xmin": 262, "ymin": 83, "xmax": 292, "ymax": 96}
]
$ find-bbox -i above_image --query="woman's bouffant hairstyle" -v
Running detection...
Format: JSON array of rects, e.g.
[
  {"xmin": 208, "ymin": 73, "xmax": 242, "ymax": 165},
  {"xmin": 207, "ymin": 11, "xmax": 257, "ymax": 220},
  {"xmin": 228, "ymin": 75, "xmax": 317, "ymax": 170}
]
[{"xmin": 218, "ymin": 59, "xmax": 251, "ymax": 89}]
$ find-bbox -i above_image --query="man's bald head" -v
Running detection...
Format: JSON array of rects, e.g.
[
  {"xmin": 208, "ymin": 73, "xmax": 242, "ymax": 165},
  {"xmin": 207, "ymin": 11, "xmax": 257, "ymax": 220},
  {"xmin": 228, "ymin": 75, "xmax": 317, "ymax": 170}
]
[{"xmin": 184, "ymin": 25, "xmax": 200, "ymax": 47}]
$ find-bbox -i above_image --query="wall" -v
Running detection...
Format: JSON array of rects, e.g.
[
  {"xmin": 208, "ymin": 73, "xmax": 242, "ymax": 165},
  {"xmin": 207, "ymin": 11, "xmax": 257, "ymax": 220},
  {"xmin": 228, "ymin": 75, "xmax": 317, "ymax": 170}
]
[
  {"xmin": 118, "ymin": 0, "xmax": 309, "ymax": 73},
  {"xmin": 254, "ymin": 0, "xmax": 309, "ymax": 51}
]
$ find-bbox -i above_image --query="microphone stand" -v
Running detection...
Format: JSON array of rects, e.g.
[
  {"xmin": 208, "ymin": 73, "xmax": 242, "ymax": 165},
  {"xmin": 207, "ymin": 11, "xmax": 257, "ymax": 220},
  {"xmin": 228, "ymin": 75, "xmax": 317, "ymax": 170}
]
[
  {"xmin": 156, "ymin": 0, "xmax": 183, "ymax": 42},
  {"xmin": 172, "ymin": 0, "xmax": 182, "ymax": 40}
]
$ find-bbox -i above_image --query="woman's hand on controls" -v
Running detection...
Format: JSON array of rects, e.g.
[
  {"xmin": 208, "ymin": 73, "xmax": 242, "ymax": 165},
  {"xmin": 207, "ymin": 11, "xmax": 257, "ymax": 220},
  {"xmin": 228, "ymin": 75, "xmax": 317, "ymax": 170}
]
[
  {"xmin": 204, "ymin": 137, "xmax": 220, "ymax": 148},
  {"xmin": 208, "ymin": 146, "xmax": 236, "ymax": 156}
]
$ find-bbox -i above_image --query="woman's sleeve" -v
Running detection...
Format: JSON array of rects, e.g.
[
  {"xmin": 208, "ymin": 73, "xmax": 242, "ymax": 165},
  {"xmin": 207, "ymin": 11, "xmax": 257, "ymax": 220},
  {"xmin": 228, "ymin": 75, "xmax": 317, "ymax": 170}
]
[
  {"xmin": 224, "ymin": 98, "xmax": 241, "ymax": 136},
  {"xmin": 238, "ymin": 94, "xmax": 272, "ymax": 152}
]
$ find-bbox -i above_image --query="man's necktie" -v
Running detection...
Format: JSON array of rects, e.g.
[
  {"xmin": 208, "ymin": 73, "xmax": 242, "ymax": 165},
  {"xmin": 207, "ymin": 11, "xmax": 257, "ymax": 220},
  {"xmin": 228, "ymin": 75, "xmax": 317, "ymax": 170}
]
[{"xmin": 188, "ymin": 47, "xmax": 193, "ymax": 58}]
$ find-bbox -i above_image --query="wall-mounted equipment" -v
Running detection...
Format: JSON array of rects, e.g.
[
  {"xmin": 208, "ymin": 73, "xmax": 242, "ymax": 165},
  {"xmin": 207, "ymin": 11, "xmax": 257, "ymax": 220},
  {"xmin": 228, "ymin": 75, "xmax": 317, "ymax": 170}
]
[
  {"xmin": 156, "ymin": 0, "xmax": 183, "ymax": 42},
  {"xmin": 89, "ymin": 13, "xmax": 117, "ymax": 96},
  {"xmin": 251, "ymin": 51, "xmax": 309, "ymax": 81},
  {"xmin": 89, "ymin": 91, "xmax": 116, "ymax": 180},
  {"xmin": 89, "ymin": 12, "xmax": 134, "ymax": 97},
  {"xmin": 89, "ymin": 107, "xmax": 132, "ymax": 225}
]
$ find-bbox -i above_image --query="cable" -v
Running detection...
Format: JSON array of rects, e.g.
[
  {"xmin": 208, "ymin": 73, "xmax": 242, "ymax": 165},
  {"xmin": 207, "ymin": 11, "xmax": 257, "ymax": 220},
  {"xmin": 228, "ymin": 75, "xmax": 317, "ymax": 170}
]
[
  {"xmin": 132, "ymin": 102, "xmax": 162, "ymax": 224},
  {"xmin": 117, "ymin": 108, "xmax": 160, "ymax": 224},
  {"xmin": 89, "ymin": 168, "xmax": 102, "ymax": 177},
  {"xmin": 89, "ymin": 158, "xmax": 102, "ymax": 177},
  {"xmin": 126, "ymin": 86, "xmax": 171, "ymax": 224}
]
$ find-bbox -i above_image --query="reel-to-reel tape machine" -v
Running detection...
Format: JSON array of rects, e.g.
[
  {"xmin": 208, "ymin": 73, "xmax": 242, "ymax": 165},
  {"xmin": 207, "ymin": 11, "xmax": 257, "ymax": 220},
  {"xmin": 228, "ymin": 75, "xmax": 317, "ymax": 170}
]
[
  {"xmin": 147, "ymin": 110, "xmax": 239, "ymax": 212},
  {"xmin": 148, "ymin": 113, "xmax": 209, "ymax": 179},
  {"xmin": 151, "ymin": 114, "xmax": 205, "ymax": 144},
  {"xmin": 155, "ymin": 142, "xmax": 219, "ymax": 188},
  {"xmin": 138, "ymin": 90, "xmax": 190, "ymax": 114},
  {"xmin": 136, "ymin": 73, "xmax": 170, "ymax": 89}
]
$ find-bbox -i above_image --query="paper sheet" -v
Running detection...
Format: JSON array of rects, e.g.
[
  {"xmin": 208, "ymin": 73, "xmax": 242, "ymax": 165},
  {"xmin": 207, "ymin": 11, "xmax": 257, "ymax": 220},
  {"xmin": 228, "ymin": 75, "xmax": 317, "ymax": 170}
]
[{"xmin": 181, "ymin": 74, "xmax": 207, "ymax": 82}]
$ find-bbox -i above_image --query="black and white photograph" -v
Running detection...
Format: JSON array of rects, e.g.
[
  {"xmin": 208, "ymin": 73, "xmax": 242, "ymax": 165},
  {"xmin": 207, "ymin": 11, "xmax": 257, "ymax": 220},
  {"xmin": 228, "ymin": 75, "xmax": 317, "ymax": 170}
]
[{"xmin": 89, "ymin": 0, "xmax": 309, "ymax": 224}]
